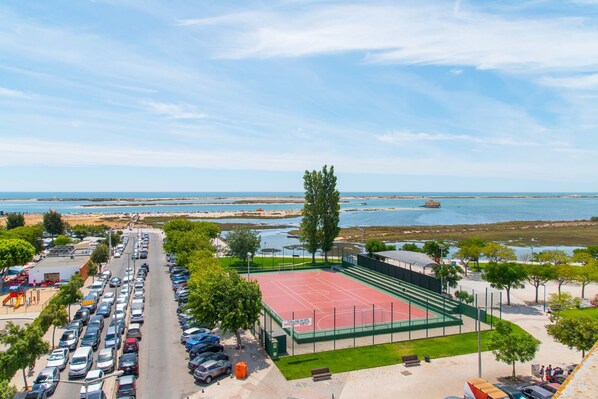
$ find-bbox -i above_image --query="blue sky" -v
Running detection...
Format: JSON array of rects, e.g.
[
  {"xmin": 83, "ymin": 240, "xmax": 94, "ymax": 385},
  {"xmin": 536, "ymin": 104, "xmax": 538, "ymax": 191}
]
[{"xmin": 1, "ymin": 0, "xmax": 598, "ymax": 192}]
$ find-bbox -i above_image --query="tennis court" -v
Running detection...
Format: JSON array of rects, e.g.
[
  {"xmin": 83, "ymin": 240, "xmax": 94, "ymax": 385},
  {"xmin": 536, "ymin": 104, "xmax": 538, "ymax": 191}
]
[{"xmin": 252, "ymin": 269, "xmax": 434, "ymax": 333}]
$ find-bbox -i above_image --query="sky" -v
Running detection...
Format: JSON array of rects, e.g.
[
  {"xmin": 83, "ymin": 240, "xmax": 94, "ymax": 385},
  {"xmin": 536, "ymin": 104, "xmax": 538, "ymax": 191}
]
[{"xmin": 1, "ymin": 0, "xmax": 598, "ymax": 192}]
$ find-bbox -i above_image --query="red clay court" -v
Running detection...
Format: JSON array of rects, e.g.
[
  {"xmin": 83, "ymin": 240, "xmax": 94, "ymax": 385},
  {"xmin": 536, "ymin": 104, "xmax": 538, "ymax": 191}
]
[{"xmin": 252, "ymin": 270, "xmax": 434, "ymax": 333}]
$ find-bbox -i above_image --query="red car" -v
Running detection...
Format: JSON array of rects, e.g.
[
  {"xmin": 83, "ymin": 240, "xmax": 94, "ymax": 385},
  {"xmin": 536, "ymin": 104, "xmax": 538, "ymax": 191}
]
[{"xmin": 123, "ymin": 337, "xmax": 139, "ymax": 354}]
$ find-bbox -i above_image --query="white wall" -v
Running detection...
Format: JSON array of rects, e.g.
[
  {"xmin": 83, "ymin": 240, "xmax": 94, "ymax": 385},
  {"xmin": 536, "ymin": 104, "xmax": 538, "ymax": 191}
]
[{"xmin": 28, "ymin": 265, "xmax": 80, "ymax": 285}]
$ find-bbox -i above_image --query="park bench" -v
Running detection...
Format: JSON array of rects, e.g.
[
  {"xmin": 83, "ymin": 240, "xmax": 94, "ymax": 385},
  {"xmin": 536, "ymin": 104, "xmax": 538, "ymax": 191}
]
[
  {"xmin": 402, "ymin": 354, "xmax": 421, "ymax": 367},
  {"xmin": 311, "ymin": 367, "xmax": 332, "ymax": 381}
]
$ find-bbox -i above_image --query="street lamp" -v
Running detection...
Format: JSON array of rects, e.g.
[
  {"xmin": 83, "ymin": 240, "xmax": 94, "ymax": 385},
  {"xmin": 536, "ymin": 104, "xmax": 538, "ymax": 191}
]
[
  {"xmin": 247, "ymin": 252, "xmax": 253, "ymax": 280},
  {"xmin": 476, "ymin": 305, "xmax": 499, "ymax": 378},
  {"xmin": 541, "ymin": 283, "xmax": 547, "ymax": 312}
]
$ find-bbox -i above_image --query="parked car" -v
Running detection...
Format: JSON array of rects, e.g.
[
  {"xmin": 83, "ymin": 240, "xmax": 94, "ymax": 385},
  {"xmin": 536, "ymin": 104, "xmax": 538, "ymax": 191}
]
[
  {"xmin": 189, "ymin": 343, "xmax": 224, "ymax": 359},
  {"xmin": 495, "ymin": 384, "xmax": 527, "ymax": 399},
  {"xmin": 96, "ymin": 302, "xmax": 111, "ymax": 318},
  {"xmin": 114, "ymin": 309, "xmax": 126, "ymax": 321},
  {"xmin": 133, "ymin": 289, "xmax": 144, "ymax": 300},
  {"xmin": 88, "ymin": 315, "xmax": 105, "ymax": 332},
  {"xmin": 46, "ymin": 348, "xmax": 69, "ymax": 371},
  {"xmin": 131, "ymin": 298, "xmax": 144, "ymax": 312},
  {"xmin": 185, "ymin": 334, "xmax": 220, "ymax": 351},
  {"xmin": 126, "ymin": 323, "xmax": 142, "ymax": 340},
  {"xmin": 118, "ymin": 353, "xmax": 139, "ymax": 376},
  {"xmin": 188, "ymin": 352, "xmax": 229, "ymax": 372},
  {"xmin": 102, "ymin": 291, "xmax": 115, "ymax": 304},
  {"xmin": 96, "ymin": 348, "xmax": 116, "ymax": 373},
  {"xmin": 80, "ymin": 294, "xmax": 98, "ymax": 313},
  {"xmin": 193, "ymin": 359, "xmax": 232, "ymax": 384},
  {"xmin": 130, "ymin": 309, "xmax": 144, "ymax": 324},
  {"xmin": 68, "ymin": 346, "xmax": 94, "ymax": 379},
  {"xmin": 14, "ymin": 390, "xmax": 47, "ymax": 399},
  {"xmin": 74, "ymin": 308, "xmax": 91, "ymax": 325},
  {"xmin": 81, "ymin": 327, "xmax": 101, "ymax": 350},
  {"xmin": 116, "ymin": 375, "xmax": 136, "ymax": 398},
  {"xmin": 538, "ymin": 383, "xmax": 561, "ymax": 394},
  {"xmin": 105, "ymin": 327, "xmax": 122, "ymax": 350},
  {"xmin": 519, "ymin": 385, "xmax": 554, "ymax": 399},
  {"xmin": 32, "ymin": 367, "xmax": 60, "ymax": 395},
  {"xmin": 181, "ymin": 327, "xmax": 202, "ymax": 343},
  {"xmin": 80, "ymin": 369, "xmax": 105, "ymax": 398},
  {"xmin": 123, "ymin": 338, "xmax": 139, "ymax": 354},
  {"xmin": 109, "ymin": 277, "xmax": 121, "ymax": 287},
  {"xmin": 109, "ymin": 318, "xmax": 125, "ymax": 335},
  {"xmin": 59, "ymin": 329, "xmax": 79, "ymax": 351},
  {"xmin": 65, "ymin": 320, "xmax": 84, "ymax": 334}
]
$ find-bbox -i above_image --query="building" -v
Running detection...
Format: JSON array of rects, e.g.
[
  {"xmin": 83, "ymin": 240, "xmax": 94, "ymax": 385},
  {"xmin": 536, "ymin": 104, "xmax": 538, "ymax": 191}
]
[
  {"xmin": 553, "ymin": 341, "xmax": 598, "ymax": 399},
  {"xmin": 28, "ymin": 254, "xmax": 92, "ymax": 285}
]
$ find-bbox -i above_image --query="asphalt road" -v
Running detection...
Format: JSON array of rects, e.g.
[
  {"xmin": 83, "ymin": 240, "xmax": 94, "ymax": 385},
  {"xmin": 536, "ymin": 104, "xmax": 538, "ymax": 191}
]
[
  {"xmin": 137, "ymin": 231, "xmax": 199, "ymax": 399},
  {"xmin": 50, "ymin": 231, "xmax": 139, "ymax": 398}
]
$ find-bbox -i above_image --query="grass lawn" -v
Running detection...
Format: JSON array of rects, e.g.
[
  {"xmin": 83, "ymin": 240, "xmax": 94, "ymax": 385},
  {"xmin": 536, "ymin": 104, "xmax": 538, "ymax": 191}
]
[
  {"xmin": 219, "ymin": 256, "xmax": 340, "ymax": 272},
  {"xmin": 558, "ymin": 307, "xmax": 598, "ymax": 319},
  {"xmin": 274, "ymin": 319, "xmax": 532, "ymax": 380}
]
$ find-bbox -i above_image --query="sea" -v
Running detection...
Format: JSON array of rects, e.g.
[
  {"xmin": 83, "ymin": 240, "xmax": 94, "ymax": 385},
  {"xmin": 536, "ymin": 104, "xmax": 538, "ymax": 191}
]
[{"xmin": 1, "ymin": 192, "xmax": 596, "ymax": 255}]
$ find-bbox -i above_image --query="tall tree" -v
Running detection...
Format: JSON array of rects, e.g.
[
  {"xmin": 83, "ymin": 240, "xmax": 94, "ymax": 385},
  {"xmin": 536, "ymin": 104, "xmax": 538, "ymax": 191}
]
[
  {"xmin": 91, "ymin": 243, "xmax": 109, "ymax": 266},
  {"xmin": 43, "ymin": 210, "xmax": 65, "ymax": 239},
  {"xmin": 39, "ymin": 302, "xmax": 69, "ymax": 349},
  {"xmin": 482, "ymin": 242, "xmax": 517, "ymax": 263},
  {"xmin": 300, "ymin": 170, "xmax": 322, "ymax": 264},
  {"xmin": 318, "ymin": 165, "xmax": 340, "ymax": 263},
  {"xmin": 225, "ymin": 227, "xmax": 261, "ymax": 263},
  {"xmin": 573, "ymin": 246, "xmax": 598, "ymax": 261},
  {"xmin": 366, "ymin": 240, "xmax": 396, "ymax": 257},
  {"xmin": 0, "ymin": 239, "xmax": 36, "ymax": 290},
  {"xmin": 537, "ymin": 249, "xmax": 570, "ymax": 265},
  {"xmin": 187, "ymin": 267, "xmax": 262, "ymax": 348},
  {"xmin": 0, "ymin": 226, "xmax": 44, "ymax": 252},
  {"xmin": 483, "ymin": 262, "xmax": 528, "ymax": 306},
  {"xmin": 489, "ymin": 320, "xmax": 539, "ymax": 379},
  {"xmin": 0, "ymin": 322, "xmax": 49, "ymax": 390},
  {"xmin": 455, "ymin": 237, "xmax": 486, "ymax": 270},
  {"xmin": 432, "ymin": 263, "xmax": 464, "ymax": 292},
  {"xmin": 572, "ymin": 262, "xmax": 598, "ymax": 298},
  {"xmin": 59, "ymin": 274, "xmax": 84, "ymax": 319},
  {"xmin": 525, "ymin": 264, "xmax": 557, "ymax": 304},
  {"xmin": 5, "ymin": 213, "xmax": 25, "ymax": 230},
  {"xmin": 87, "ymin": 262, "xmax": 98, "ymax": 283},
  {"xmin": 554, "ymin": 264, "xmax": 576, "ymax": 295},
  {"xmin": 401, "ymin": 243, "xmax": 422, "ymax": 252},
  {"xmin": 423, "ymin": 240, "xmax": 450, "ymax": 264},
  {"xmin": 547, "ymin": 316, "xmax": 598, "ymax": 358}
]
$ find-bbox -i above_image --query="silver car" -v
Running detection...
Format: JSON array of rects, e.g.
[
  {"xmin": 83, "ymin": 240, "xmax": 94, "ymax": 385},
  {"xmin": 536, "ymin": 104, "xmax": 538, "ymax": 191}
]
[
  {"xmin": 32, "ymin": 367, "xmax": 60, "ymax": 395},
  {"xmin": 96, "ymin": 348, "xmax": 115, "ymax": 373},
  {"xmin": 193, "ymin": 359, "xmax": 232, "ymax": 384},
  {"xmin": 46, "ymin": 348, "xmax": 69, "ymax": 371}
]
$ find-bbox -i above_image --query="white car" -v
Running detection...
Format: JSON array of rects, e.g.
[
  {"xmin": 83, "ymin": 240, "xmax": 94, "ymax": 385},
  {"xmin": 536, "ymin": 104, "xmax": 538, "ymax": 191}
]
[
  {"xmin": 131, "ymin": 298, "xmax": 144, "ymax": 311},
  {"xmin": 114, "ymin": 251, "xmax": 121, "ymax": 258},
  {"xmin": 103, "ymin": 292, "xmax": 115, "ymax": 304},
  {"xmin": 46, "ymin": 348, "xmax": 69, "ymax": 371},
  {"xmin": 114, "ymin": 309, "xmax": 125, "ymax": 320},
  {"xmin": 133, "ymin": 289, "xmax": 144, "ymax": 300},
  {"xmin": 131, "ymin": 308, "xmax": 144, "ymax": 324},
  {"xmin": 116, "ymin": 297, "xmax": 128, "ymax": 307},
  {"xmin": 80, "ymin": 369, "xmax": 104, "ymax": 398},
  {"xmin": 96, "ymin": 348, "xmax": 115, "ymax": 373}
]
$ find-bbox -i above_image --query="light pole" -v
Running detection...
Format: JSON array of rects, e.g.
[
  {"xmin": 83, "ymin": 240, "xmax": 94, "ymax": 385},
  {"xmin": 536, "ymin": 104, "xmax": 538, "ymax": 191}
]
[
  {"xmin": 541, "ymin": 283, "xmax": 547, "ymax": 312},
  {"xmin": 477, "ymin": 305, "xmax": 499, "ymax": 378},
  {"xmin": 356, "ymin": 227, "xmax": 365, "ymax": 254},
  {"xmin": 247, "ymin": 252, "xmax": 253, "ymax": 280}
]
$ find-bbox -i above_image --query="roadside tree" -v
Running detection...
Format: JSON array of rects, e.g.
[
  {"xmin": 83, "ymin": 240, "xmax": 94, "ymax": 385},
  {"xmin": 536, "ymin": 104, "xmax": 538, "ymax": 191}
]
[
  {"xmin": 554, "ymin": 264, "xmax": 576, "ymax": 295},
  {"xmin": 43, "ymin": 210, "xmax": 65, "ymax": 239},
  {"xmin": 525, "ymin": 264, "xmax": 557, "ymax": 304},
  {"xmin": 423, "ymin": 240, "xmax": 450, "ymax": 264},
  {"xmin": 5, "ymin": 213, "xmax": 25, "ymax": 230},
  {"xmin": 226, "ymin": 227, "xmax": 261, "ymax": 263},
  {"xmin": 482, "ymin": 242, "xmax": 517, "ymax": 263},
  {"xmin": 0, "ymin": 322, "xmax": 49, "ymax": 390},
  {"xmin": 537, "ymin": 249, "xmax": 570, "ymax": 265},
  {"xmin": 87, "ymin": 262, "xmax": 98, "ymax": 282},
  {"xmin": 59, "ymin": 274, "xmax": 84, "ymax": 319},
  {"xmin": 187, "ymin": 267, "xmax": 262, "ymax": 348},
  {"xmin": 483, "ymin": 262, "xmax": 527, "ymax": 306},
  {"xmin": 91, "ymin": 243, "xmax": 109, "ymax": 266},
  {"xmin": 0, "ymin": 380, "xmax": 16, "ymax": 399},
  {"xmin": 455, "ymin": 237, "xmax": 486, "ymax": 271},
  {"xmin": 39, "ymin": 302, "xmax": 69, "ymax": 349},
  {"xmin": 572, "ymin": 262, "xmax": 598, "ymax": 299},
  {"xmin": 489, "ymin": 320, "xmax": 539, "ymax": 379},
  {"xmin": 547, "ymin": 316, "xmax": 598, "ymax": 358}
]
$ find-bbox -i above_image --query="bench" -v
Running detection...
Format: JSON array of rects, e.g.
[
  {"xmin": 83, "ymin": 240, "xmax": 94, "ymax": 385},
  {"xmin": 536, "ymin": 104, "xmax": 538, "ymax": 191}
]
[
  {"xmin": 402, "ymin": 354, "xmax": 421, "ymax": 367},
  {"xmin": 311, "ymin": 367, "xmax": 332, "ymax": 381}
]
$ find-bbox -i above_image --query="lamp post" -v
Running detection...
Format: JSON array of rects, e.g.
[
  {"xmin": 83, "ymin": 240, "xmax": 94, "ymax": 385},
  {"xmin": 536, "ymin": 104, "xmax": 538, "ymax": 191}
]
[
  {"xmin": 541, "ymin": 283, "xmax": 547, "ymax": 312},
  {"xmin": 247, "ymin": 252, "xmax": 253, "ymax": 280},
  {"xmin": 476, "ymin": 305, "xmax": 500, "ymax": 378},
  {"xmin": 356, "ymin": 227, "xmax": 365, "ymax": 254}
]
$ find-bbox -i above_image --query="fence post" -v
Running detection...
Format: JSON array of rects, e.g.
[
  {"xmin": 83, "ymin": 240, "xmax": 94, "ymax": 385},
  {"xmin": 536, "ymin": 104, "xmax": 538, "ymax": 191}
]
[
  {"xmin": 490, "ymin": 292, "xmax": 494, "ymax": 328},
  {"xmin": 372, "ymin": 303, "xmax": 375, "ymax": 346},
  {"xmin": 391, "ymin": 302, "xmax": 394, "ymax": 343},
  {"xmin": 333, "ymin": 307, "xmax": 336, "ymax": 350},
  {"xmin": 443, "ymin": 296, "xmax": 446, "ymax": 336},
  {"xmin": 459, "ymin": 301, "xmax": 462, "ymax": 334},
  {"xmin": 499, "ymin": 292, "xmax": 502, "ymax": 319},
  {"xmin": 408, "ymin": 299, "xmax": 412, "ymax": 340},
  {"xmin": 313, "ymin": 309, "xmax": 316, "ymax": 353},
  {"xmin": 353, "ymin": 305, "xmax": 356, "ymax": 348},
  {"xmin": 426, "ymin": 299, "xmax": 429, "ymax": 338},
  {"xmin": 292, "ymin": 311, "xmax": 295, "ymax": 356}
]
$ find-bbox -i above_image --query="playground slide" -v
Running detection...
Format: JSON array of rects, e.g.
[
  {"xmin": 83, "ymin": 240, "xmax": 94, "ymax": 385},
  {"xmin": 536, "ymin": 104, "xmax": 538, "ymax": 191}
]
[
  {"xmin": 2, "ymin": 295, "xmax": 11, "ymax": 305},
  {"xmin": 14, "ymin": 293, "xmax": 23, "ymax": 309}
]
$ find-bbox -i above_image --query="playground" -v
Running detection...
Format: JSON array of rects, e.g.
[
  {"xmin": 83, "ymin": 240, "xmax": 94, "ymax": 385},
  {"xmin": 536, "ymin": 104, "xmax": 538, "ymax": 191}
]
[{"xmin": 1, "ymin": 287, "xmax": 58, "ymax": 315}]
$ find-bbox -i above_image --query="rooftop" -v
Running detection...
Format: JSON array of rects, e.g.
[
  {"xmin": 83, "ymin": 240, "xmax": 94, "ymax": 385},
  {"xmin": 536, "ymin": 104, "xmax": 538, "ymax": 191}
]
[
  {"xmin": 35, "ymin": 255, "xmax": 90, "ymax": 269},
  {"xmin": 554, "ymin": 341, "xmax": 598, "ymax": 399},
  {"xmin": 373, "ymin": 250, "xmax": 438, "ymax": 268}
]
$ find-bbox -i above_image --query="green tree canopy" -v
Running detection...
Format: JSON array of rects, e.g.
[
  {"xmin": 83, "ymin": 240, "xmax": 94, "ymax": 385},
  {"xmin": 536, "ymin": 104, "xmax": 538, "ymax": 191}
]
[
  {"xmin": 38, "ymin": 302, "xmax": 69, "ymax": 349},
  {"xmin": 91, "ymin": 243, "xmax": 109, "ymax": 265},
  {"xmin": 423, "ymin": 240, "xmax": 450, "ymax": 263},
  {"xmin": 489, "ymin": 320, "xmax": 540, "ymax": 379},
  {"xmin": 573, "ymin": 246, "xmax": 598, "ymax": 261},
  {"xmin": 0, "ymin": 226, "xmax": 44, "ymax": 253},
  {"xmin": 483, "ymin": 262, "xmax": 528, "ymax": 306},
  {"xmin": 0, "ymin": 380, "xmax": 16, "ymax": 399},
  {"xmin": 0, "ymin": 322, "xmax": 49, "ymax": 390},
  {"xmin": 187, "ymin": 267, "xmax": 262, "ymax": 348},
  {"xmin": 537, "ymin": 249, "xmax": 570, "ymax": 265},
  {"xmin": 554, "ymin": 264, "xmax": 576, "ymax": 295},
  {"xmin": 5, "ymin": 213, "xmax": 25, "ymax": 230},
  {"xmin": 318, "ymin": 165, "xmax": 340, "ymax": 263},
  {"xmin": 525, "ymin": 264, "xmax": 557, "ymax": 304},
  {"xmin": 455, "ymin": 237, "xmax": 486, "ymax": 270},
  {"xmin": 547, "ymin": 292, "xmax": 579, "ymax": 313},
  {"xmin": 226, "ymin": 227, "xmax": 261, "ymax": 262},
  {"xmin": 70, "ymin": 223, "xmax": 110, "ymax": 239},
  {"xmin": 87, "ymin": 262, "xmax": 98, "ymax": 283},
  {"xmin": 0, "ymin": 239, "xmax": 36, "ymax": 269},
  {"xmin": 432, "ymin": 263, "xmax": 464, "ymax": 292},
  {"xmin": 401, "ymin": 243, "xmax": 422, "ymax": 252},
  {"xmin": 572, "ymin": 262, "xmax": 598, "ymax": 298},
  {"xmin": 300, "ymin": 169, "xmax": 321, "ymax": 263},
  {"xmin": 54, "ymin": 234, "xmax": 73, "ymax": 246},
  {"xmin": 43, "ymin": 210, "xmax": 65, "ymax": 238},
  {"xmin": 454, "ymin": 290, "xmax": 474, "ymax": 304},
  {"xmin": 366, "ymin": 239, "xmax": 396, "ymax": 257},
  {"xmin": 482, "ymin": 242, "xmax": 517, "ymax": 263},
  {"xmin": 547, "ymin": 316, "xmax": 598, "ymax": 357},
  {"xmin": 163, "ymin": 220, "xmax": 218, "ymax": 267},
  {"xmin": 59, "ymin": 273, "xmax": 84, "ymax": 318}
]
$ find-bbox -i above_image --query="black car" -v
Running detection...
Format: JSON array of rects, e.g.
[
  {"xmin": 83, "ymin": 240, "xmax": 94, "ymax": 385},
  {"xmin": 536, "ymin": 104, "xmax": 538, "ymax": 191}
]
[
  {"xmin": 88, "ymin": 315, "xmax": 105, "ymax": 332},
  {"xmin": 109, "ymin": 318, "xmax": 126, "ymax": 336},
  {"xmin": 73, "ymin": 308, "xmax": 91, "ymax": 325},
  {"xmin": 188, "ymin": 352, "xmax": 229, "ymax": 372},
  {"xmin": 109, "ymin": 277, "xmax": 122, "ymax": 287},
  {"xmin": 139, "ymin": 263, "xmax": 149, "ymax": 272},
  {"xmin": 14, "ymin": 391, "xmax": 47, "ymax": 399},
  {"xmin": 66, "ymin": 320, "xmax": 84, "ymax": 334},
  {"xmin": 81, "ymin": 327, "xmax": 101, "ymax": 350},
  {"xmin": 119, "ymin": 353, "xmax": 139, "ymax": 376},
  {"xmin": 189, "ymin": 342, "xmax": 224, "ymax": 359},
  {"xmin": 494, "ymin": 384, "xmax": 527, "ymax": 399}
]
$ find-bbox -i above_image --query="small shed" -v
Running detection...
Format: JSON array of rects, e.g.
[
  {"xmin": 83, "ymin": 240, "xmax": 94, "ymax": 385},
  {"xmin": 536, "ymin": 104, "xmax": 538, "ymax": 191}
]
[{"xmin": 28, "ymin": 255, "xmax": 91, "ymax": 285}]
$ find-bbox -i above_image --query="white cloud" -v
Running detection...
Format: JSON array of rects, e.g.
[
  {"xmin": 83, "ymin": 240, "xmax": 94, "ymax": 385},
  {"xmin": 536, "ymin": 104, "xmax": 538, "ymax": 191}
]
[
  {"xmin": 194, "ymin": 3, "xmax": 598, "ymax": 73},
  {"xmin": 0, "ymin": 86, "xmax": 28, "ymax": 98},
  {"xmin": 377, "ymin": 130, "xmax": 540, "ymax": 147},
  {"xmin": 539, "ymin": 74, "xmax": 598, "ymax": 90},
  {"xmin": 449, "ymin": 69, "xmax": 463, "ymax": 75},
  {"xmin": 142, "ymin": 101, "xmax": 208, "ymax": 119}
]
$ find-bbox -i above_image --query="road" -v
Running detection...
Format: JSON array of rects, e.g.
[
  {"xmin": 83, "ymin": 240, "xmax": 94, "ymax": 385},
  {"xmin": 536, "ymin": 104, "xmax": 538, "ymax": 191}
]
[{"xmin": 137, "ymin": 230, "xmax": 199, "ymax": 399}]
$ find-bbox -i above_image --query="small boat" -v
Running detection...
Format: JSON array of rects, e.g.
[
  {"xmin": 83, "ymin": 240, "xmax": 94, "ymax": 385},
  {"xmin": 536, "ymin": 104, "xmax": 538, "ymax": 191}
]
[{"xmin": 420, "ymin": 199, "xmax": 441, "ymax": 208}]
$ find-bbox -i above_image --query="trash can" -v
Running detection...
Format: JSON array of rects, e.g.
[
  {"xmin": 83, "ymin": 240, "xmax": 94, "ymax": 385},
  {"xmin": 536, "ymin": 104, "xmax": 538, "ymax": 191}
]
[
  {"xmin": 235, "ymin": 362, "xmax": 247, "ymax": 379},
  {"xmin": 271, "ymin": 339, "xmax": 278, "ymax": 358},
  {"xmin": 424, "ymin": 355, "xmax": 431, "ymax": 363}
]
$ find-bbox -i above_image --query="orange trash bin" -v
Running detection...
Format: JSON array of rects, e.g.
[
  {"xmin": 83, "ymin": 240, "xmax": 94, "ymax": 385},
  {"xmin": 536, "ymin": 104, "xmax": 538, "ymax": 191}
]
[{"xmin": 235, "ymin": 362, "xmax": 247, "ymax": 379}]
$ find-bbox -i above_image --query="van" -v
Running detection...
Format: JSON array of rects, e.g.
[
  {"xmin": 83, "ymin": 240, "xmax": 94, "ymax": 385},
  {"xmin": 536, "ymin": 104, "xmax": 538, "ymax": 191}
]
[
  {"xmin": 68, "ymin": 346, "xmax": 93, "ymax": 379},
  {"xmin": 520, "ymin": 385, "xmax": 553, "ymax": 399}
]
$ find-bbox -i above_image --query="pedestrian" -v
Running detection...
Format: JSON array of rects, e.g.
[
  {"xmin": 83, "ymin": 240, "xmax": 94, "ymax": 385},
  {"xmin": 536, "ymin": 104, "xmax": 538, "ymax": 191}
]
[
  {"xmin": 546, "ymin": 364, "xmax": 553, "ymax": 382},
  {"xmin": 539, "ymin": 365, "xmax": 545, "ymax": 381}
]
